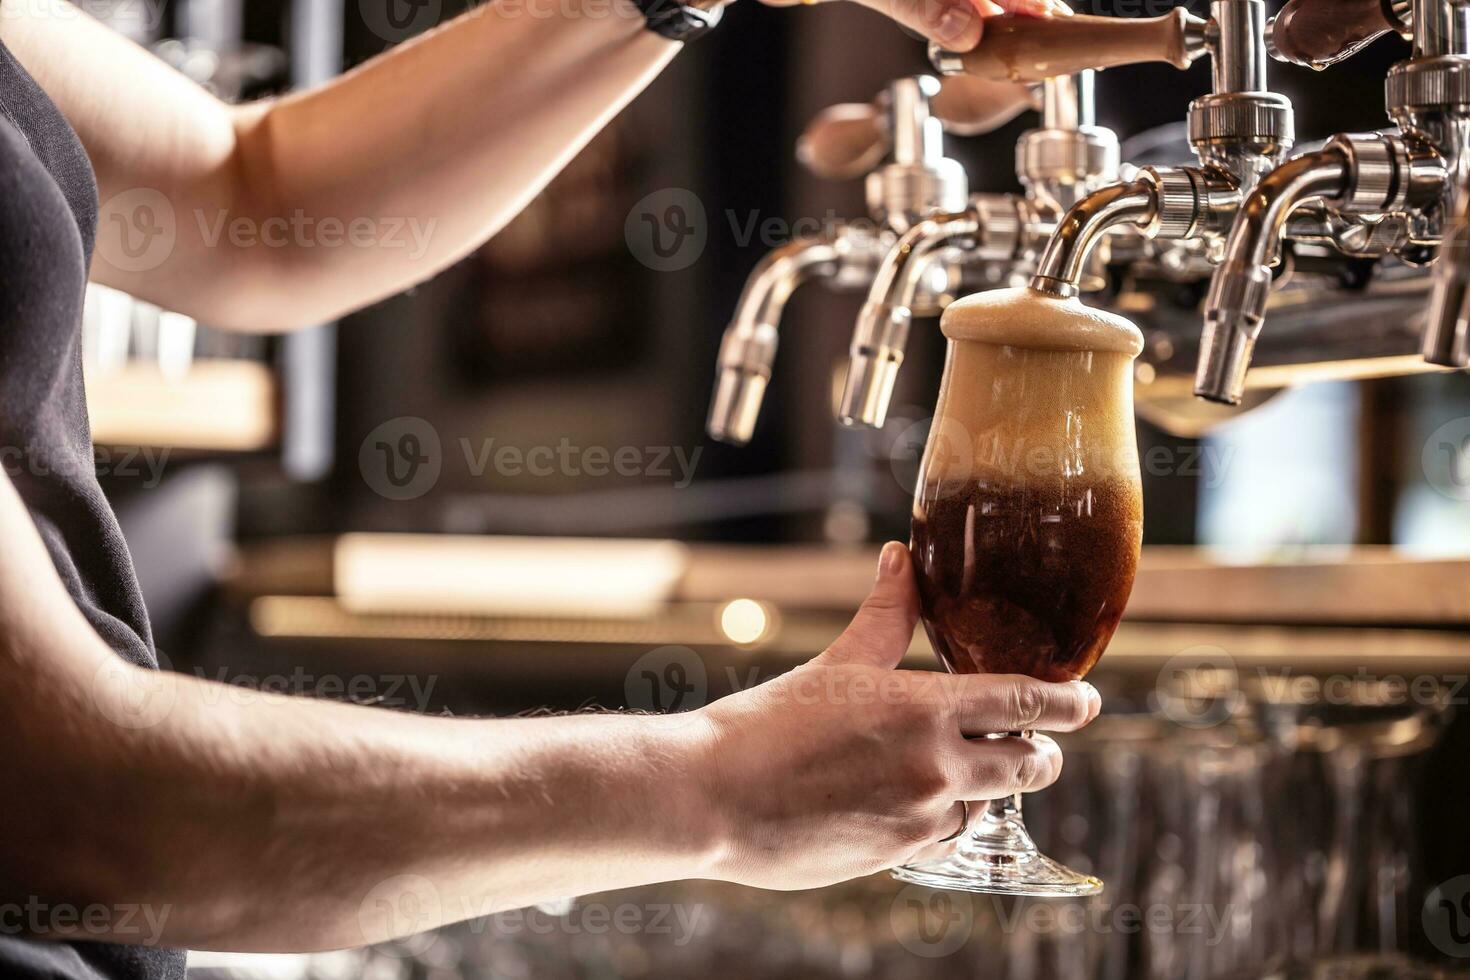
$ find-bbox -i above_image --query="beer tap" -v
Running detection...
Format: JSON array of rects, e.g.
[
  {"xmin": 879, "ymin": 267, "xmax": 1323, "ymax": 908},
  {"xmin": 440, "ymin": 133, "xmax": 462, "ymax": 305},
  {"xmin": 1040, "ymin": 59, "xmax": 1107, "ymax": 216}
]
[
  {"xmin": 1195, "ymin": 0, "xmax": 1463, "ymax": 404},
  {"xmin": 838, "ymin": 71, "xmax": 1119, "ymax": 429},
  {"xmin": 706, "ymin": 74, "xmax": 1031, "ymax": 444},
  {"xmin": 932, "ymin": 0, "xmax": 1298, "ymax": 303}
]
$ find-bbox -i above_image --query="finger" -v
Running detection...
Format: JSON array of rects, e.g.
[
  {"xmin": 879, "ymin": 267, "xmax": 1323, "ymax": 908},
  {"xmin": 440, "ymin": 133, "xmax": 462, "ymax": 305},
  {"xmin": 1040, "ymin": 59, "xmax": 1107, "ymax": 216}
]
[
  {"xmin": 902, "ymin": 800, "xmax": 983, "ymax": 864},
  {"xmin": 947, "ymin": 675, "xmax": 1100, "ymax": 735},
  {"xmin": 867, "ymin": 0, "xmax": 989, "ymax": 50},
  {"xmin": 997, "ymin": 0, "xmax": 1071, "ymax": 16},
  {"xmin": 953, "ymin": 732, "xmax": 1063, "ymax": 799},
  {"xmin": 819, "ymin": 542, "xmax": 920, "ymax": 668}
]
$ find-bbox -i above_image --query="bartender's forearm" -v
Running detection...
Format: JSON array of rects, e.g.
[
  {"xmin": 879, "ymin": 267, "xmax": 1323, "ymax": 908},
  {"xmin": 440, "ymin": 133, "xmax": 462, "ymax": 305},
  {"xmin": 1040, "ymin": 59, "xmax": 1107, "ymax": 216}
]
[
  {"xmin": 6, "ymin": 0, "xmax": 676, "ymax": 330},
  {"xmin": 14, "ymin": 669, "xmax": 718, "ymax": 952},
  {"xmin": 216, "ymin": 2, "xmax": 680, "ymax": 329},
  {"xmin": 0, "ymin": 474, "xmax": 716, "ymax": 952}
]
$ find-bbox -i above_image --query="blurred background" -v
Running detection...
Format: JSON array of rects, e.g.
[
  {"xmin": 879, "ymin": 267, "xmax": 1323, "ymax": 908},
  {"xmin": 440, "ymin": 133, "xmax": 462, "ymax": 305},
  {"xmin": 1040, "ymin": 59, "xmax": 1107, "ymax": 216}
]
[{"xmin": 71, "ymin": 0, "xmax": 1470, "ymax": 975}]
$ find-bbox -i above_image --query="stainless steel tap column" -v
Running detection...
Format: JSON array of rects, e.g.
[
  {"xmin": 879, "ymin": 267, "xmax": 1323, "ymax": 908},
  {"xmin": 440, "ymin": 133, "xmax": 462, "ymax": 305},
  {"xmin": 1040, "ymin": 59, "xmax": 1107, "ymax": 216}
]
[{"xmin": 838, "ymin": 72, "xmax": 1118, "ymax": 429}]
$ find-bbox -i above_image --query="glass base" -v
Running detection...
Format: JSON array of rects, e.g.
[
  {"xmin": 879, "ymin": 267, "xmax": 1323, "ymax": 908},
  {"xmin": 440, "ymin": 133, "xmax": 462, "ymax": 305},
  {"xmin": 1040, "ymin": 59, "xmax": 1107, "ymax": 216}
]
[{"xmin": 892, "ymin": 797, "xmax": 1103, "ymax": 898}]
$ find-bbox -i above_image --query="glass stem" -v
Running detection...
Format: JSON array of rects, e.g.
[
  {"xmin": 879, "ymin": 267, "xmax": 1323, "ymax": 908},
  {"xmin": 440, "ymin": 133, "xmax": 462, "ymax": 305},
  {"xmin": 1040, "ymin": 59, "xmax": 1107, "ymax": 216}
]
[{"xmin": 974, "ymin": 730, "xmax": 1030, "ymax": 846}]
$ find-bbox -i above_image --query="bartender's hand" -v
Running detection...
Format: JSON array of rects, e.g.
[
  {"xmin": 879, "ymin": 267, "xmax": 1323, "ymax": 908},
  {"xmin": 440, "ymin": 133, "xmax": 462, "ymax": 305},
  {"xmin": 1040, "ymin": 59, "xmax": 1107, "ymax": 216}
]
[
  {"xmin": 758, "ymin": 0, "xmax": 1066, "ymax": 51},
  {"xmin": 695, "ymin": 542, "xmax": 1101, "ymax": 890}
]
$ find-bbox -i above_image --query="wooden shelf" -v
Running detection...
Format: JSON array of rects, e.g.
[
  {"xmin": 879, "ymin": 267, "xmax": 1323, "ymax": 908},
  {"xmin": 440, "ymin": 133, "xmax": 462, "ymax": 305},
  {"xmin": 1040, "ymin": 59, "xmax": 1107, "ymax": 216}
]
[
  {"xmin": 229, "ymin": 536, "xmax": 1470, "ymax": 633},
  {"xmin": 86, "ymin": 360, "xmax": 278, "ymax": 452}
]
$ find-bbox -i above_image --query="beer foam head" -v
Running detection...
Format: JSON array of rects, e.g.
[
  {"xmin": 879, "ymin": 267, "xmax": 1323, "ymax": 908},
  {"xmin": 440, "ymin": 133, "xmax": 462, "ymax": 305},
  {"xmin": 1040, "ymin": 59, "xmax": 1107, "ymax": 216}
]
[
  {"xmin": 920, "ymin": 288, "xmax": 1144, "ymax": 492},
  {"xmin": 940, "ymin": 287, "xmax": 1144, "ymax": 358}
]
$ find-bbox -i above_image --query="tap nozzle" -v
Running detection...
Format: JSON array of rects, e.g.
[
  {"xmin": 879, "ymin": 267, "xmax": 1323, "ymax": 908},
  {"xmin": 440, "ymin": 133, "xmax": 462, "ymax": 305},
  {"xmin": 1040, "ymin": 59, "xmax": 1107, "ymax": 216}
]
[
  {"xmin": 1028, "ymin": 178, "xmax": 1158, "ymax": 297},
  {"xmin": 1425, "ymin": 172, "xmax": 1470, "ymax": 367},
  {"xmin": 1194, "ymin": 149, "xmax": 1349, "ymax": 404},
  {"xmin": 706, "ymin": 236, "xmax": 844, "ymax": 444},
  {"xmin": 838, "ymin": 203, "xmax": 1012, "ymax": 428},
  {"xmin": 1194, "ymin": 133, "xmax": 1444, "ymax": 402}
]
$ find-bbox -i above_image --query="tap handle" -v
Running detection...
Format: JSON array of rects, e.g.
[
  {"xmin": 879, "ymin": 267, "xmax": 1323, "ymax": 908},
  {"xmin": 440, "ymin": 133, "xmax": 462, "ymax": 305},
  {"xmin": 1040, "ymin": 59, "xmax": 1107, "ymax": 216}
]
[
  {"xmin": 796, "ymin": 77, "xmax": 1036, "ymax": 181},
  {"xmin": 931, "ymin": 74, "xmax": 1041, "ymax": 135},
  {"xmin": 796, "ymin": 103, "xmax": 889, "ymax": 181},
  {"xmin": 1266, "ymin": 0, "xmax": 1408, "ymax": 68},
  {"xmin": 932, "ymin": 10, "xmax": 1207, "ymax": 83}
]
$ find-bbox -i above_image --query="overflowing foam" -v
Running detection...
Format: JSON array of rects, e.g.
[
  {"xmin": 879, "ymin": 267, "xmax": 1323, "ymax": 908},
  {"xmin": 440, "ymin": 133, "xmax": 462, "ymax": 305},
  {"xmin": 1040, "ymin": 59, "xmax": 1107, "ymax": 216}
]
[
  {"xmin": 940, "ymin": 287, "xmax": 1144, "ymax": 357},
  {"xmin": 920, "ymin": 288, "xmax": 1144, "ymax": 492}
]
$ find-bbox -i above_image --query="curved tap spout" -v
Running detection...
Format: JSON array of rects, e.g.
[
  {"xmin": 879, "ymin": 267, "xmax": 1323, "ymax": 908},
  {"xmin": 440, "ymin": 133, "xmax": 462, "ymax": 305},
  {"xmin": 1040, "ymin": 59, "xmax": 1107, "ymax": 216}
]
[
  {"xmin": 1194, "ymin": 148, "xmax": 1349, "ymax": 404},
  {"xmin": 706, "ymin": 236, "xmax": 844, "ymax": 445},
  {"xmin": 1424, "ymin": 169, "xmax": 1470, "ymax": 367},
  {"xmin": 1028, "ymin": 178, "xmax": 1158, "ymax": 298},
  {"xmin": 838, "ymin": 207, "xmax": 991, "ymax": 429}
]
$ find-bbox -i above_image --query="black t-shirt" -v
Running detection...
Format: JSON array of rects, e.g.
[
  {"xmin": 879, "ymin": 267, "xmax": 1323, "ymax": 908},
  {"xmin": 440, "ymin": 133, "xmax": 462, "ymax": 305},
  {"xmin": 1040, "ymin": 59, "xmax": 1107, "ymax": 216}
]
[{"xmin": 0, "ymin": 35, "xmax": 186, "ymax": 980}]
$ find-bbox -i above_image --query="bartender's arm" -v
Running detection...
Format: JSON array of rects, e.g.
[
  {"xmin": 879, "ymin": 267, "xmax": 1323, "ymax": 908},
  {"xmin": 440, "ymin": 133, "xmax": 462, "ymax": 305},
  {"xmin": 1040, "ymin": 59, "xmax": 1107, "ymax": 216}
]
[
  {"xmin": 1, "ymin": 0, "xmax": 1053, "ymax": 331},
  {"xmin": 0, "ymin": 469, "xmax": 1097, "ymax": 952}
]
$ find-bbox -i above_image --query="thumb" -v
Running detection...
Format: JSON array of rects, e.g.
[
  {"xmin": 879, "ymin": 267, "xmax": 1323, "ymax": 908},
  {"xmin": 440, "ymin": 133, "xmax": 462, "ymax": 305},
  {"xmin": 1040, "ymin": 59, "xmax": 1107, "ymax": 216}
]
[{"xmin": 820, "ymin": 542, "xmax": 921, "ymax": 668}]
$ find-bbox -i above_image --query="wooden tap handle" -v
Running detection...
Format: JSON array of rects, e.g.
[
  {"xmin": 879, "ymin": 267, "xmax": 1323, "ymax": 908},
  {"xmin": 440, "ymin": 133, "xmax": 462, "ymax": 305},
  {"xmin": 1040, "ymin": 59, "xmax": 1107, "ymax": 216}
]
[
  {"xmin": 930, "ymin": 75, "xmax": 1039, "ymax": 136},
  {"xmin": 1269, "ymin": 0, "xmax": 1406, "ymax": 68},
  {"xmin": 796, "ymin": 78, "xmax": 1037, "ymax": 180},
  {"xmin": 945, "ymin": 10, "xmax": 1204, "ymax": 83},
  {"xmin": 796, "ymin": 103, "xmax": 888, "ymax": 181}
]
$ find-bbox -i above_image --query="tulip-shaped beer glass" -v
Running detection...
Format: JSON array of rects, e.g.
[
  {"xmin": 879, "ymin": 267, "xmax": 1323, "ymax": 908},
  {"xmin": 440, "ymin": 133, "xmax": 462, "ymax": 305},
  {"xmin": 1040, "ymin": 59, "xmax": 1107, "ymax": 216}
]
[{"xmin": 893, "ymin": 286, "xmax": 1144, "ymax": 897}]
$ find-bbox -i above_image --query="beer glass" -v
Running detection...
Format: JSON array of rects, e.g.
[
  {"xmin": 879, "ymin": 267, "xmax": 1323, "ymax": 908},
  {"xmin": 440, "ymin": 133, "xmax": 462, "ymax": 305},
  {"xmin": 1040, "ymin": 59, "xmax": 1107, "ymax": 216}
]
[{"xmin": 892, "ymin": 286, "xmax": 1145, "ymax": 896}]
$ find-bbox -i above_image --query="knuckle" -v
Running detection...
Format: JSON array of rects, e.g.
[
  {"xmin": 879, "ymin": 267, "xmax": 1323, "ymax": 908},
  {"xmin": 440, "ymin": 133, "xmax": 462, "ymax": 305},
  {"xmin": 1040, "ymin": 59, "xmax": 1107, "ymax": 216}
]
[
  {"xmin": 1013, "ymin": 747, "xmax": 1042, "ymax": 789},
  {"xmin": 1009, "ymin": 681, "xmax": 1045, "ymax": 728},
  {"xmin": 895, "ymin": 810, "xmax": 946, "ymax": 847},
  {"xmin": 1020, "ymin": 739, "xmax": 1061, "ymax": 789},
  {"xmin": 905, "ymin": 758, "xmax": 952, "ymax": 802}
]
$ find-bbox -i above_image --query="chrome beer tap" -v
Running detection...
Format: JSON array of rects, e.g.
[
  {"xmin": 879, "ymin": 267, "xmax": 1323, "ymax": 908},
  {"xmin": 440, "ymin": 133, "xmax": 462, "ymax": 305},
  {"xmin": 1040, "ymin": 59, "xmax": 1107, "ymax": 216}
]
[
  {"xmin": 1194, "ymin": 0, "xmax": 1464, "ymax": 403},
  {"xmin": 993, "ymin": 0, "xmax": 1297, "ymax": 302},
  {"xmin": 838, "ymin": 71, "xmax": 1119, "ymax": 429},
  {"xmin": 706, "ymin": 75, "xmax": 1006, "ymax": 445}
]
